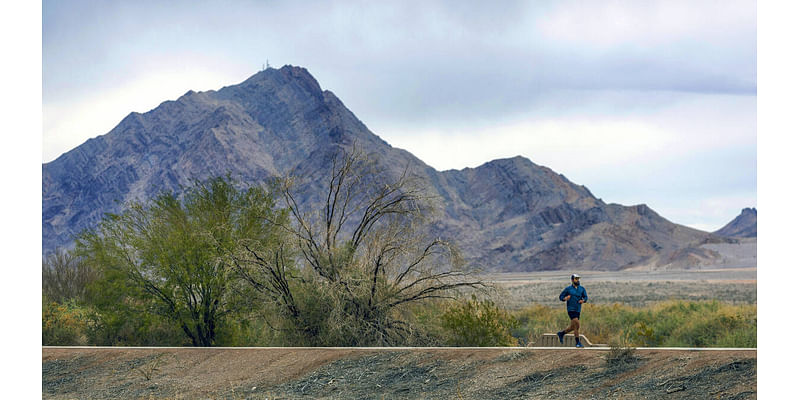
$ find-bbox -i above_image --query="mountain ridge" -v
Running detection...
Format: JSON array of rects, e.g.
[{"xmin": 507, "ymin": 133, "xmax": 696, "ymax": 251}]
[
  {"xmin": 714, "ymin": 208, "xmax": 757, "ymax": 238},
  {"xmin": 43, "ymin": 65, "xmax": 727, "ymax": 271}
]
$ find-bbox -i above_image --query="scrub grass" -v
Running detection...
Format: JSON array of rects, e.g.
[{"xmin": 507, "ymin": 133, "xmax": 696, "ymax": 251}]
[{"xmin": 512, "ymin": 300, "xmax": 756, "ymax": 348}]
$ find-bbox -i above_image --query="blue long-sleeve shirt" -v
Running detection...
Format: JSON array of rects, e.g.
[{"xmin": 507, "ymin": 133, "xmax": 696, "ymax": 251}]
[{"xmin": 559, "ymin": 284, "xmax": 588, "ymax": 313}]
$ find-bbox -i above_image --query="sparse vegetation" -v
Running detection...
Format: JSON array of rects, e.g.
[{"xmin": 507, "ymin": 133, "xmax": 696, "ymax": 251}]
[
  {"xmin": 134, "ymin": 353, "xmax": 168, "ymax": 381},
  {"xmin": 42, "ymin": 347, "xmax": 757, "ymax": 399},
  {"xmin": 512, "ymin": 300, "xmax": 756, "ymax": 347},
  {"xmin": 605, "ymin": 341, "xmax": 638, "ymax": 366}
]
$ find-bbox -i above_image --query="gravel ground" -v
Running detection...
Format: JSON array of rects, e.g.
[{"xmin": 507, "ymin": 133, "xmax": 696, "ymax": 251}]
[
  {"xmin": 484, "ymin": 267, "xmax": 757, "ymax": 284},
  {"xmin": 42, "ymin": 347, "xmax": 756, "ymax": 399},
  {"xmin": 495, "ymin": 280, "xmax": 757, "ymax": 309}
]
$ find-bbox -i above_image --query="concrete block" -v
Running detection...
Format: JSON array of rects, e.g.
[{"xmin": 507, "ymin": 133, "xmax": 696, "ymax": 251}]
[{"xmin": 530, "ymin": 333, "xmax": 605, "ymax": 347}]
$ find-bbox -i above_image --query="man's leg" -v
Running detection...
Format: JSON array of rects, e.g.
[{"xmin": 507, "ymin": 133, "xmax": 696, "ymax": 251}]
[
  {"xmin": 558, "ymin": 317, "xmax": 576, "ymax": 344},
  {"xmin": 573, "ymin": 318, "xmax": 580, "ymax": 343},
  {"xmin": 563, "ymin": 318, "xmax": 576, "ymax": 334}
]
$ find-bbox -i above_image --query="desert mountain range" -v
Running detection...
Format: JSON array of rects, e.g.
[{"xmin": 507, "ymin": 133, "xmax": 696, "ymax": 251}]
[{"xmin": 43, "ymin": 65, "xmax": 753, "ymax": 271}]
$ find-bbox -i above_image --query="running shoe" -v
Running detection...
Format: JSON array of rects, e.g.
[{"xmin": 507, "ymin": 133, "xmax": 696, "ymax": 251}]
[{"xmin": 575, "ymin": 342, "xmax": 584, "ymax": 348}]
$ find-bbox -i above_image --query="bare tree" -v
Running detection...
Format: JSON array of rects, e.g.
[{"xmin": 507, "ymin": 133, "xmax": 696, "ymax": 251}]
[
  {"xmin": 230, "ymin": 146, "xmax": 483, "ymax": 345},
  {"xmin": 42, "ymin": 249, "xmax": 97, "ymax": 303}
]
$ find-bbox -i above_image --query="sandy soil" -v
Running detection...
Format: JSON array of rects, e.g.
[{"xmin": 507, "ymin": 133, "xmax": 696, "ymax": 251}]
[
  {"xmin": 483, "ymin": 267, "xmax": 756, "ymax": 285},
  {"xmin": 43, "ymin": 347, "xmax": 756, "ymax": 399},
  {"xmin": 482, "ymin": 268, "xmax": 756, "ymax": 309}
]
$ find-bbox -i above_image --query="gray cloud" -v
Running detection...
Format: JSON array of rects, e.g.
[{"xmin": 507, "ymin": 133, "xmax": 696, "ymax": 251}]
[{"xmin": 44, "ymin": 0, "xmax": 755, "ymax": 113}]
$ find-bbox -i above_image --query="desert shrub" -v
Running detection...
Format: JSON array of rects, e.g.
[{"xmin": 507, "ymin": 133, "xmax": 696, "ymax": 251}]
[
  {"xmin": 84, "ymin": 297, "xmax": 282, "ymax": 347},
  {"xmin": 42, "ymin": 299, "xmax": 96, "ymax": 346},
  {"xmin": 441, "ymin": 295, "xmax": 519, "ymax": 346},
  {"xmin": 405, "ymin": 300, "xmax": 452, "ymax": 346},
  {"xmin": 279, "ymin": 277, "xmax": 347, "ymax": 346},
  {"xmin": 43, "ymin": 295, "xmax": 190, "ymax": 346},
  {"xmin": 84, "ymin": 305, "xmax": 188, "ymax": 346},
  {"xmin": 605, "ymin": 341, "xmax": 638, "ymax": 366},
  {"xmin": 582, "ymin": 303, "xmax": 642, "ymax": 343},
  {"xmin": 632, "ymin": 321, "xmax": 656, "ymax": 346},
  {"xmin": 660, "ymin": 301, "xmax": 756, "ymax": 347},
  {"xmin": 715, "ymin": 323, "xmax": 757, "ymax": 348},
  {"xmin": 213, "ymin": 315, "xmax": 280, "ymax": 347},
  {"xmin": 512, "ymin": 300, "xmax": 756, "ymax": 348},
  {"xmin": 512, "ymin": 303, "xmax": 561, "ymax": 345}
]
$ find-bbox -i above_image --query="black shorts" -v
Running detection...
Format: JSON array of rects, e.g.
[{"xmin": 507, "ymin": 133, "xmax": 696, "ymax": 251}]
[{"xmin": 568, "ymin": 311, "xmax": 581, "ymax": 320}]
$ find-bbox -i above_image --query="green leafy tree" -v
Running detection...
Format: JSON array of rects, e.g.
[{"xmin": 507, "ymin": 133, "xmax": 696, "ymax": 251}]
[{"xmin": 76, "ymin": 177, "xmax": 284, "ymax": 346}]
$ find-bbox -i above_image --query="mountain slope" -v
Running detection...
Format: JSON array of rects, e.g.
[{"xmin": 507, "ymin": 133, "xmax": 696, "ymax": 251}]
[
  {"xmin": 43, "ymin": 65, "xmax": 717, "ymax": 271},
  {"xmin": 714, "ymin": 208, "xmax": 757, "ymax": 238}
]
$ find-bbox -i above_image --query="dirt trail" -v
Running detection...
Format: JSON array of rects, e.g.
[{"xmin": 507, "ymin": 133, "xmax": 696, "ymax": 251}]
[{"xmin": 43, "ymin": 347, "xmax": 756, "ymax": 399}]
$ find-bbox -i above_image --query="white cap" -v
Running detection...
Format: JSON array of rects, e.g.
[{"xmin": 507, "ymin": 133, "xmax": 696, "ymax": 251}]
[{"xmin": 571, "ymin": 274, "xmax": 581, "ymax": 279}]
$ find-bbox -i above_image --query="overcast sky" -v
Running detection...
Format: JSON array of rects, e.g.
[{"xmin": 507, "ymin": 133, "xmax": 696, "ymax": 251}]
[{"xmin": 42, "ymin": 0, "xmax": 756, "ymax": 232}]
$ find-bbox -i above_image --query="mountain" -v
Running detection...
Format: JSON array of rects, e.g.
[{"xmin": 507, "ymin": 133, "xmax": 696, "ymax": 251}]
[
  {"xmin": 43, "ymin": 65, "xmax": 720, "ymax": 271},
  {"xmin": 714, "ymin": 208, "xmax": 757, "ymax": 238}
]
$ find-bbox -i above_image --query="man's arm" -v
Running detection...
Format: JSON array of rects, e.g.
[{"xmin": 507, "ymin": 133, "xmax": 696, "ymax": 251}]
[
  {"xmin": 579, "ymin": 288, "xmax": 588, "ymax": 304},
  {"xmin": 559, "ymin": 287, "xmax": 569, "ymax": 301}
]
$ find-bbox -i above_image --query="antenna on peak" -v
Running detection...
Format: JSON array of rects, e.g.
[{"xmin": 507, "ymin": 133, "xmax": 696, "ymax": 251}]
[{"xmin": 261, "ymin": 59, "xmax": 270, "ymax": 71}]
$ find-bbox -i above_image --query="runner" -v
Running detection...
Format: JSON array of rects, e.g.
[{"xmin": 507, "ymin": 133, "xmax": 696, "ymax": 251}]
[{"xmin": 557, "ymin": 274, "xmax": 588, "ymax": 348}]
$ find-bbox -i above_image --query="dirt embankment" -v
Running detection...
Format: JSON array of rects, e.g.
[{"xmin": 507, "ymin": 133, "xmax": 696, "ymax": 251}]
[{"xmin": 42, "ymin": 347, "xmax": 756, "ymax": 399}]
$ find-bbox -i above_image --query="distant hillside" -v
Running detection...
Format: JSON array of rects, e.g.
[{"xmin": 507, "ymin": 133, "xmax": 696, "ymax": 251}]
[
  {"xmin": 715, "ymin": 208, "xmax": 757, "ymax": 238},
  {"xmin": 43, "ymin": 65, "xmax": 720, "ymax": 271}
]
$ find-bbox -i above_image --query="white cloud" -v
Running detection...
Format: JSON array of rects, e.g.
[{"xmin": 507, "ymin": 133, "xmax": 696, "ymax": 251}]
[
  {"xmin": 383, "ymin": 91, "xmax": 754, "ymax": 174},
  {"xmin": 386, "ymin": 116, "xmax": 671, "ymax": 172},
  {"xmin": 653, "ymin": 193, "xmax": 757, "ymax": 232}
]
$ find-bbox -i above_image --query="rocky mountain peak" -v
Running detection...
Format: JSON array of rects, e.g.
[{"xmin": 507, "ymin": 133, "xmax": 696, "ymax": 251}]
[
  {"xmin": 235, "ymin": 65, "xmax": 325, "ymax": 102},
  {"xmin": 714, "ymin": 207, "xmax": 757, "ymax": 238}
]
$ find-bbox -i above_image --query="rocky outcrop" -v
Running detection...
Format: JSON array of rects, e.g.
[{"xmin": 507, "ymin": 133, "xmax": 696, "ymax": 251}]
[
  {"xmin": 43, "ymin": 65, "xmax": 719, "ymax": 271},
  {"xmin": 714, "ymin": 208, "xmax": 757, "ymax": 238}
]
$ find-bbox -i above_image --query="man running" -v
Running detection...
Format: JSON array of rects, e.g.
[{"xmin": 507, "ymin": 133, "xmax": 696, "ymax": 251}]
[{"xmin": 557, "ymin": 274, "xmax": 588, "ymax": 348}]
